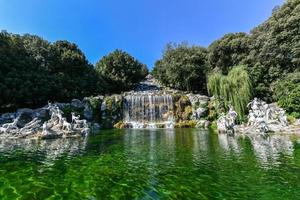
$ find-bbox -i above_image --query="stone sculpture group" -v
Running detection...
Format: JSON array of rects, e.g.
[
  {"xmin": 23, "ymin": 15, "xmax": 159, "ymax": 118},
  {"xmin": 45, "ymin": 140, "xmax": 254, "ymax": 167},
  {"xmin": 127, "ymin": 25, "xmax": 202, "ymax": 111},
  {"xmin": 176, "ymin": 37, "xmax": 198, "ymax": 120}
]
[
  {"xmin": 0, "ymin": 102, "xmax": 90, "ymax": 139},
  {"xmin": 217, "ymin": 98, "xmax": 290, "ymax": 134},
  {"xmin": 244, "ymin": 98, "xmax": 288, "ymax": 133}
]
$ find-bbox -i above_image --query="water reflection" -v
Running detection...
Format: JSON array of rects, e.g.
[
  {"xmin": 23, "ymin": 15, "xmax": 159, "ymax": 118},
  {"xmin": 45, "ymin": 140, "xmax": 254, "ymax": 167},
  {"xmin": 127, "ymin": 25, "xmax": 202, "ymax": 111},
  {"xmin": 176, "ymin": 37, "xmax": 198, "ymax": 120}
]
[
  {"xmin": 0, "ymin": 137, "xmax": 87, "ymax": 165},
  {"xmin": 0, "ymin": 130, "xmax": 296, "ymax": 169},
  {"xmin": 123, "ymin": 129, "xmax": 296, "ymax": 170},
  {"xmin": 193, "ymin": 130, "xmax": 210, "ymax": 153},
  {"xmin": 0, "ymin": 129, "xmax": 299, "ymax": 199},
  {"xmin": 247, "ymin": 134, "xmax": 294, "ymax": 167},
  {"xmin": 218, "ymin": 133, "xmax": 241, "ymax": 154}
]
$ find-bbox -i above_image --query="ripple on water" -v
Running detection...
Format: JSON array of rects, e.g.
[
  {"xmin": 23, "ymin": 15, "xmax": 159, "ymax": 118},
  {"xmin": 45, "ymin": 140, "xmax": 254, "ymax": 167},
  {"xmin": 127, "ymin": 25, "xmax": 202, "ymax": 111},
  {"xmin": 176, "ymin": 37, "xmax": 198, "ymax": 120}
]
[{"xmin": 0, "ymin": 129, "xmax": 300, "ymax": 199}]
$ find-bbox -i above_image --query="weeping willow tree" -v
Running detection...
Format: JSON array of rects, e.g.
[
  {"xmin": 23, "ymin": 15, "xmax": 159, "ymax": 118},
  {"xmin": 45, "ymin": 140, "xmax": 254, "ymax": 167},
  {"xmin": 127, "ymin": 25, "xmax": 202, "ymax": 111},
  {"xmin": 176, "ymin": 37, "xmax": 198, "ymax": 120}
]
[{"xmin": 207, "ymin": 65, "xmax": 252, "ymax": 121}]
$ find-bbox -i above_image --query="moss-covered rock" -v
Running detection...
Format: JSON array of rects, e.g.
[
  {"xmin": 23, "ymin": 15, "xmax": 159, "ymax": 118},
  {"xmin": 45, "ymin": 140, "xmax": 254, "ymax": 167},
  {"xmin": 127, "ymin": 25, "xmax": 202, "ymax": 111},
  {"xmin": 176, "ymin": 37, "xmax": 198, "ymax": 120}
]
[
  {"xmin": 186, "ymin": 94, "xmax": 210, "ymax": 120},
  {"xmin": 113, "ymin": 121, "xmax": 125, "ymax": 129},
  {"xmin": 174, "ymin": 95, "xmax": 192, "ymax": 122},
  {"xmin": 175, "ymin": 120, "xmax": 197, "ymax": 128},
  {"xmin": 183, "ymin": 106, "xmax": 193, "ymax": 120},
  {"xmin": 86, "ymin": 96, "xmax": 103, "ymax": 122},
  {"xmin": 195, "ymin": 120, "xmax": 211, "ymax": 129},
  {"xmin": 207, "ymin": 97, "xmax": 225, "ymax": 121},
  {"xmin": 100, "ymin": 95, "xmax": 123, "ymax": 129}
]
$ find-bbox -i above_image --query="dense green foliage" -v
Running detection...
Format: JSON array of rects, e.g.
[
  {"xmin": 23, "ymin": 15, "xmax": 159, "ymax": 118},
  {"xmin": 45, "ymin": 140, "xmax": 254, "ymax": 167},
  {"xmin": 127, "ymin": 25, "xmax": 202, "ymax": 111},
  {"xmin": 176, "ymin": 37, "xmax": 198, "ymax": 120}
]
[
  {"xmin": 273, "ymin": 72, "xmax": 300, "ymax": 118},
  {"xmin": 152, "ymin": 43, "xmax": 208, "ymax": 93},
  {"xmin": 0, "ymin": 32, "xmax": 148, "ymax": 111},
  {"xmin": 95, "ymin": 50, "xmax": 148, "ymax": 93},
  {"xmin": 245, "ymin": 0, "xmax": 300, "ymax": 100},
  {"xmin": 208, "ymin": 0, "xmax": 300, "ymax": 101},
  {"xmin": 207, "ymin": 33, "xmax": 249, "ymax": 74},
  {"xmin": 207, "ymin": 66, "xmax": 252, "ymax": 121},
  {"xmin": 0, "ymin": 31, "xmax": 108, "ymax": 111},
  {"xmin": 153, "ymin": 0, "xmax": 300, "ymax": 104}
]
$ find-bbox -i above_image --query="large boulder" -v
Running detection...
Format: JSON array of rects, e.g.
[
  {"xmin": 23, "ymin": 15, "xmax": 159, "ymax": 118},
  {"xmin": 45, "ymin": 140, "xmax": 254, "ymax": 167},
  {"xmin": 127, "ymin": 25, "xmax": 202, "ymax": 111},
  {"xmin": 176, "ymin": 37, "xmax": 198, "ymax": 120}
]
[{"xmin": 100, "ymin": 95, "xmax": 123, "ymax": 128}]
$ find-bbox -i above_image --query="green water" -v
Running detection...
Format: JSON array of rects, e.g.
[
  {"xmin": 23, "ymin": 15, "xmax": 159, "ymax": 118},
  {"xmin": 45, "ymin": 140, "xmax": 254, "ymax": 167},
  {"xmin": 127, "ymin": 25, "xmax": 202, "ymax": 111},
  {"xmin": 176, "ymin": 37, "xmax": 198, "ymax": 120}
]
[{"xmin": 1, "ymin": 129, "xmax": 300, "ymax": 200}]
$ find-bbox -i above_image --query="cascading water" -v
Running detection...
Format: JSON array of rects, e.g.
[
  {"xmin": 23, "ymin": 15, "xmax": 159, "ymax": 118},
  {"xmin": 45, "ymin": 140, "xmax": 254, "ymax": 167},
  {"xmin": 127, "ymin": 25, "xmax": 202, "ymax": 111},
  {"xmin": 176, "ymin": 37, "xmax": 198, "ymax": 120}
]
[{"xmin": 123, "ymin": 92, "xmax": 175, "ymax": 129}]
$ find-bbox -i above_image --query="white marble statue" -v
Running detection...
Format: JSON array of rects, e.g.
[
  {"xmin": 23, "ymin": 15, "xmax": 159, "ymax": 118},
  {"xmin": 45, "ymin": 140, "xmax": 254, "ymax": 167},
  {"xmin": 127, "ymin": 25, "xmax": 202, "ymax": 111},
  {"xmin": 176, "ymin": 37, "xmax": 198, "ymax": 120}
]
[
  {"xmin": 217, "ymin": 113, "xmax": 227, "ymax": 133},
  {"xmin": 71, "ymin": 112, "xmax": 80, "ymax": 123},
  {"xmin": 61, "ymin": 118, "xmax": 72, "ymax": 132},
  {"xmin": 2, "ymin": 116, "xmax": 20, "ymax": 130},
  {"xmin": 217, "ymin": 106, "xmax": 238, "ymax": 134},
  {"xmin": 0, "ymin": 102, "xmax": 90, "ymax": 139},
  {"xmin": 226, "ymin": 106, "xmax": 237, "ymax": 129},
  {"xmin": 42, "ymin": 122, "xmax": 48, "ymax": 135},
  {"xmin": 244, "ymin": 98, "xmax": 289, "ymax": 134}
]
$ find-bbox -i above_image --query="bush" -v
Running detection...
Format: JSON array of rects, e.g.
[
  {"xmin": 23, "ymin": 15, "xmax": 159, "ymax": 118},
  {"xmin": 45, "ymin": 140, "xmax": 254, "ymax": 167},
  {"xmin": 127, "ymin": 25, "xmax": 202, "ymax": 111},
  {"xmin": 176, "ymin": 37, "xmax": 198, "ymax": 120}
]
[{"xmin": 95, "ymin": 50, "xmax": 148, "ymax": 93}]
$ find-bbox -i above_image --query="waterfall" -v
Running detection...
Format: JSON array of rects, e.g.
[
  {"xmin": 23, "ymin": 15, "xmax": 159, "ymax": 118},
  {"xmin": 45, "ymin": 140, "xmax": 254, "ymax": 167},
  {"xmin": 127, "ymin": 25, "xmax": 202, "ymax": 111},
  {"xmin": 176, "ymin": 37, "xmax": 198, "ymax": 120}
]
[{"xmin": 123, "ymin": 93, "xmax": 175, "ymax": 129}]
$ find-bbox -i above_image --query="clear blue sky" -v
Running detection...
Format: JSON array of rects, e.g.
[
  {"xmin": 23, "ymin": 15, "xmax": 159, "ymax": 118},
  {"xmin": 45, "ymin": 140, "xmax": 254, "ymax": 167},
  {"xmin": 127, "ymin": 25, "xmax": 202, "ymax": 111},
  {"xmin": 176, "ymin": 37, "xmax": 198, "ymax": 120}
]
[{"xmin": 0, "ymin": 0, "xmax": 284, "ymax": 69}]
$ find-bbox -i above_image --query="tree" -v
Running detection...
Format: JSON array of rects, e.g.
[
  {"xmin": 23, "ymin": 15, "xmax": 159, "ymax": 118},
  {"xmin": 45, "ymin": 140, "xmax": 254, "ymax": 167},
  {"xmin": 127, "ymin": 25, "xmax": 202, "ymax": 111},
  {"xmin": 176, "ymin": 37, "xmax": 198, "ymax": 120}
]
[
  {"xmin": 273, "ymin": 72, "xmax": 300, "ymax": 118},
  {"xmin": 245, "ymin": 0, "xmax": 300, "ymax": 101},
  {"xmin": 0, "ymin": 32, "xmax": 107, "ymax": 111},
  {"xmin": 207, "ymin": 66, "xmax": 252, "ymax": 121},
  {"xmin": 95, "ymin": 50, "xmax": 148, "ymax": 92},
  {"xmin": 152, "ymin": 43, "xmax": 208, "ymax": 93},
  {"xmin": 207, "ymin": 33, "xmax": 250, "ymax": 74},
  {"xmin": 49, "ymin": 40, "xmax": 106, "ymax": 101}
]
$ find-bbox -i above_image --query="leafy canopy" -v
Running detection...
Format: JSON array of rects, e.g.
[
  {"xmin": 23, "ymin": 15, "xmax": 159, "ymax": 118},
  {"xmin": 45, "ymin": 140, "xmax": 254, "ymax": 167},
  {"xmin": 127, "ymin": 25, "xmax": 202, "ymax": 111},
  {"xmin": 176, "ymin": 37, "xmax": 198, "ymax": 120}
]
[
  {"xmin": 207, "ymin": 66, "xmax": 252, "ymax": 121},
  {"xmin": 273, "ymin": 72, "xmax": 300, "ymax": 118},
  {"xmin": 0, "ymin": 31, "xmax": 107, "ymax": 111},
  {"xmin": 152, "ymin": 43, "xmax": 208, "ymax": 93},
  {"xmin": 95, "ymin": 50, "xmax": 148, "ymax": 93}
]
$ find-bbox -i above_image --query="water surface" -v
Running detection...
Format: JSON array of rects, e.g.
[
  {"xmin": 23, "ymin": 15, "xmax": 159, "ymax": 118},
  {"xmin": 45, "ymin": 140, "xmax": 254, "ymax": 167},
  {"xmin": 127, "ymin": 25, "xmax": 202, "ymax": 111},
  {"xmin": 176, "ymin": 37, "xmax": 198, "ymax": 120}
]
[{"xmin": 0, "ymin": 129, "xmax": 300, "ymax": 199}]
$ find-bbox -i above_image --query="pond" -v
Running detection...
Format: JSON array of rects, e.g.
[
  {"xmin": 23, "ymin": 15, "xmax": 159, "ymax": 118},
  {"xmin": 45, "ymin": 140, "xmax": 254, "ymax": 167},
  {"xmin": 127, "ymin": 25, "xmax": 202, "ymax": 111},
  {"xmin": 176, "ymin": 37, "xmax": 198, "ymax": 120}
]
[{"xmin": 0, "ymin": 129, "xmax": 300, "ymax": 199}]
